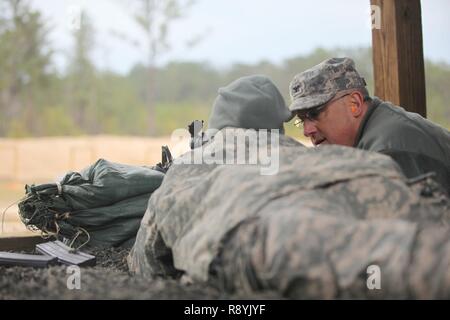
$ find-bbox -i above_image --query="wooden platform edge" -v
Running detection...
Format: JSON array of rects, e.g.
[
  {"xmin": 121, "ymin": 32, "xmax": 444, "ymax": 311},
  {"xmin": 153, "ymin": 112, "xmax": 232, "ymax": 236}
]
[{"xmin": 0, "ymin": 236, "xmax": 46, "ymax": 252}]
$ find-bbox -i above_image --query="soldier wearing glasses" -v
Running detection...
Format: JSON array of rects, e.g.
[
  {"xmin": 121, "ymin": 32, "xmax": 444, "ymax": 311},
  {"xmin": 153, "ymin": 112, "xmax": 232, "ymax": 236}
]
[{"xmin": 289, "ymin": 57, "xmax": 450, "ymax": 194}]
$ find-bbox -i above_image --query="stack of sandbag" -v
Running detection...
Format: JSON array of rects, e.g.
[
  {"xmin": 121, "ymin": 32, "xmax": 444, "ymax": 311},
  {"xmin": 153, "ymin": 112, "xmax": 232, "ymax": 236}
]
[
  {"xmin": 18, "ymin": 159, "xmax": 165, "ymax": 249},
  {"xmin": 128, "ymin": 129, "xmax": 450, "ymax": 298}
]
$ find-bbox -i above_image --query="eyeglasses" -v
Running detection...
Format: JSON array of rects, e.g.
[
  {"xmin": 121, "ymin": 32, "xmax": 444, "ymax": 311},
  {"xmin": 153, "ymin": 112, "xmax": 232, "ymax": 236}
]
[{"xmin": 294, "ymin": 93, "xmax": 351, "ymax": 127}]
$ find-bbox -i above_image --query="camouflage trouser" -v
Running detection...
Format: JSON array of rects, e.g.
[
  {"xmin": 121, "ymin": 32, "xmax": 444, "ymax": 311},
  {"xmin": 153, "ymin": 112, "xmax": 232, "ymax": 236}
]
[{"xmin": 210, "ymin": 215, "xmax": 450, "ymax": 299}]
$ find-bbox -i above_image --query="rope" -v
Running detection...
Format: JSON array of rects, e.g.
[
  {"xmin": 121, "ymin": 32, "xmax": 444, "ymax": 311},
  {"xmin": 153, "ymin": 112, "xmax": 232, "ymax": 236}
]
[
  {"xmin": 56, "ymin": 182, "xmax": 63, "ymax": 195},
  {"xmin": 1, "ymin": 194, "xmax": 32, "ymax": 234},
  {"xmin": 55, "ymin": 212, "xmax": 70, "ymax": 220},
  {"xmin": 68, "ymin": 227, "xmax": 91, "ymax": 252}
]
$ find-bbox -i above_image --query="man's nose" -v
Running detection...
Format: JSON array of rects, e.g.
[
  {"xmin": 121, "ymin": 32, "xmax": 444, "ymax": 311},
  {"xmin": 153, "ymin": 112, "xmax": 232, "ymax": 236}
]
[{"xmin": 303, "ymin": 120, "xmax": 317, "ymax": 137}]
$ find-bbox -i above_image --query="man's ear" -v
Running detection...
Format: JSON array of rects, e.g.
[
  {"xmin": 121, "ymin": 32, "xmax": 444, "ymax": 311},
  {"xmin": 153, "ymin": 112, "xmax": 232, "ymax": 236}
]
[{"xmin": 349, "ymin": 92, "xmax": 364, "ymax": 117}]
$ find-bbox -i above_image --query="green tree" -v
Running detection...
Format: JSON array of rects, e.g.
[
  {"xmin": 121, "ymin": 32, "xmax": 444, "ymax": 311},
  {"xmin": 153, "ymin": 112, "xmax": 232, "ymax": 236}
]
[
  {"xmin": 0, "ymin": 0, "xmax": 52, "ymax": 136},
  {"xmin": 120, "ymin": 0, "xmax": 196, "ymax": 135},
  {"xmin": 425, "ymin": 61, "xmax": 450, "ymax": 128},
  {"xmin": 66, "ymin": 11, "xmax": 97, "ymax": 134}
]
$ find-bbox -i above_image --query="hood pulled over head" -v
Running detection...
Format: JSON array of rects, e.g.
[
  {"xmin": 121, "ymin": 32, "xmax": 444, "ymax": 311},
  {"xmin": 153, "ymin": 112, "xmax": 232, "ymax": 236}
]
[{"xmin": 207, "ymin": 75, "xmax": 293, "ymax": 133}]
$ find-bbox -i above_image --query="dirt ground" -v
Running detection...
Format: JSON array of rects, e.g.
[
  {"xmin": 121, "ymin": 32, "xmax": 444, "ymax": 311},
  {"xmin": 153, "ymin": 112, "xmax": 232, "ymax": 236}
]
[{"xmin": 0, "ymin": 247, "xmax": 279, "ymax": 300}]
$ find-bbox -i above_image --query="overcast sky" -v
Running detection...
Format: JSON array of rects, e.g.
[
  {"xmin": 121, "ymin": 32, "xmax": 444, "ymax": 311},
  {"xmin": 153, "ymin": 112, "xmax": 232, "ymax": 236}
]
[{"xmin": 31, "ymin": 0, "xmax": 450, "ymax": 74}]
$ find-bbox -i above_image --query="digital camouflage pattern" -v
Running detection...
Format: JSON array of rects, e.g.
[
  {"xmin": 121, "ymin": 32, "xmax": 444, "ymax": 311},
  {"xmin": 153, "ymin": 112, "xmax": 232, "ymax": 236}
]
[
  {"xmin": 289, "ymin": 57, "xmax": 367, "ymax": 112},
  {"xmin": 128, "ymin": 129, "xmax": 450, "ymax": 299}
]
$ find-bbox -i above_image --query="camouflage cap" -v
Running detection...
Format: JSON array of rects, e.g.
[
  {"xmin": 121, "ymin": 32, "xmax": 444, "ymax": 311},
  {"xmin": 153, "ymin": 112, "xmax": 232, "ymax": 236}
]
[{"xmin": 289, "ymin": 57, "xmax": 367, "ymax": 112}]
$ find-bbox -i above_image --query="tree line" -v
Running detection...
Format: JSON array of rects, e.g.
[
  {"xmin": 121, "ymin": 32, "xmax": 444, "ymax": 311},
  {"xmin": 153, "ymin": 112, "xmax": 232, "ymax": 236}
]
[{"xmin": 1, "ymin": 0, "xmax": 449, "ymax": 138}]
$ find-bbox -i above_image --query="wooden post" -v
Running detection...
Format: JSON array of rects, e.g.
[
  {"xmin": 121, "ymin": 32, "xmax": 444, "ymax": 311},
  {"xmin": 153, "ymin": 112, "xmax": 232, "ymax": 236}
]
[{"xmin": 371, "ymin": 0, "xmax": 427, "ymax": 117}]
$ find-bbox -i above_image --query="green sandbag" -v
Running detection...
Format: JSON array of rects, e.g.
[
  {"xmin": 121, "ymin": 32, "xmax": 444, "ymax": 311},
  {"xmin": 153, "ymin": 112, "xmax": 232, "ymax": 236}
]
[{"xmin": 18, "ymin": 159, "xmax": 164, "ymax": 249}]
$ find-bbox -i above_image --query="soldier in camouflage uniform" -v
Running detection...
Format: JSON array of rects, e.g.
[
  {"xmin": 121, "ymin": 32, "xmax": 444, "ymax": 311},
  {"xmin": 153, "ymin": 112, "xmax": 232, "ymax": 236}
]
[
  {"xmin": 289, "ymin": 57, "xmax": 450, "ymax": 194},
  {"xmin": 129, "ymin": 75, "xmax": 450, "ymax": 299}
]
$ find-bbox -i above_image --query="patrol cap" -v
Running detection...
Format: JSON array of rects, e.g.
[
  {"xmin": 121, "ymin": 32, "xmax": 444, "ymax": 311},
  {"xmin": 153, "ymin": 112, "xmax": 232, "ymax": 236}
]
[{"xmin": 289, "ymin": 57, "xmax": 366, "ymax": 112}]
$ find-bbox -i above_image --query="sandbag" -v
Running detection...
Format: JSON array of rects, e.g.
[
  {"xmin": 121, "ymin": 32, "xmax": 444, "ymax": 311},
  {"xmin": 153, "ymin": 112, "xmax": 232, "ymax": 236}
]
[
  {"xmin": 18, "ymin": 158, "xmax": 165, "ymax": 248},
  {"xmin": 128, "ymin": 128, "xmax": 450, "ymax": 298}
]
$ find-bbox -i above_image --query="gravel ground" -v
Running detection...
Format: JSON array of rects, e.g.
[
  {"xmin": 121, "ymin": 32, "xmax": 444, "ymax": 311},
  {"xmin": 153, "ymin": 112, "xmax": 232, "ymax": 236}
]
[{"xmin": 0, "ymin": 247, "xmax": 278, "ymax": 300}]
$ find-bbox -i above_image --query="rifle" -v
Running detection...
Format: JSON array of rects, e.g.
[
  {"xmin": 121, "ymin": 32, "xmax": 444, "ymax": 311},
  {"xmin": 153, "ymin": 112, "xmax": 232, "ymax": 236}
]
[{"xmin": 188, "ymin": 120, "xmax": 206, "ymax": 149}]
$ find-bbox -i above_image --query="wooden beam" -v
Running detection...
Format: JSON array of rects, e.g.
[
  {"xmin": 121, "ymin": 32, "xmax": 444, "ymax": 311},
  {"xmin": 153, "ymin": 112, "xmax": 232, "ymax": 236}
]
[
  {"xmin": 371, "ymin": 0, "xmax": 427, "ymax": 117},
  {"xmin": 0, "ymin": 236, "xmax": 45, "ymax": 251}
]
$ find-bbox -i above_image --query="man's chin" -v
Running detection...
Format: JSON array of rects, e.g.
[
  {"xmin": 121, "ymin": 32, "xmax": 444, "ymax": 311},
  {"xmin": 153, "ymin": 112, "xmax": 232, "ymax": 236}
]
[{"xmin": 313, "ymin": 139, "xmax": 328, "ymax": 146}]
